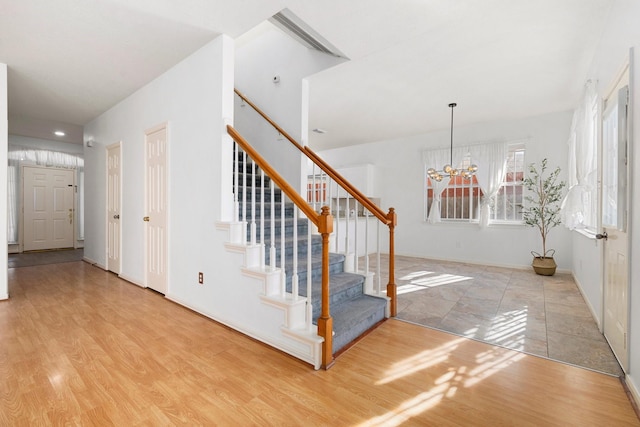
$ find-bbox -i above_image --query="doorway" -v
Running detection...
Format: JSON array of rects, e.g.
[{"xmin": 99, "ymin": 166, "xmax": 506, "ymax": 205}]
[
  {"xmin": 601, "ymin": 64, "xmax": 630, "ymax": 372},
  {"xmin": 107, "ymin": 143, "xmax": 122, "ymax": 274},
  {"xmin": 145, "ymin": 124, "xmax": 168, "ymax": 294},
  {"xmin": 22, "ymin": 166, "xmax": 74, "ymax": 251}
]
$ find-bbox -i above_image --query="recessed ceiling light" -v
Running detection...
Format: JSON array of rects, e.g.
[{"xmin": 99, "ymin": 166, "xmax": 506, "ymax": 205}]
[{"xmin": 54, "ymin": 131, "xmax": 65, "ymax": 137}]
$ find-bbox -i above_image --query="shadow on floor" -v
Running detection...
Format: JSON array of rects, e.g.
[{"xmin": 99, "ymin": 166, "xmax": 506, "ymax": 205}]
[{"xmin": 8, "ymin": 248, "xmax": 84, "ymax": 268}]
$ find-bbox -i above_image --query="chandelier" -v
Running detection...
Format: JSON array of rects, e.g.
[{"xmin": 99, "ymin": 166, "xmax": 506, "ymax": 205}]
[{"xmin": 427, "ymin": 103, "xmax": 478, "ymax": 182}]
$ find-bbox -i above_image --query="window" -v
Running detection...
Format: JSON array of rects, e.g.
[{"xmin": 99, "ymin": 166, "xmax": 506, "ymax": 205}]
[
  {"xmin": 426, "ymin": 154, "xmax": 484, "ymax": 222},
  {"xmin": 491, "ymin": 145, "xmax": 525, "ymax": 222},
  {"xmin": 425, "ymin": 145, "xmax": 525, "ymax": 224}
]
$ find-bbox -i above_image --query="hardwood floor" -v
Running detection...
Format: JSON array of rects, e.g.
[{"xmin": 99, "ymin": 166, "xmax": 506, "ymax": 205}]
[{"xmin": 2, "ymin": 261, "xmax": 638, "ymax": 426}]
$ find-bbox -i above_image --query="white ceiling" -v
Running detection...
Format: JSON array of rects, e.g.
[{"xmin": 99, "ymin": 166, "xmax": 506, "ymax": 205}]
[{"xmin": 1, "ymin": 0, "xmax": 615, "ymax": 148}]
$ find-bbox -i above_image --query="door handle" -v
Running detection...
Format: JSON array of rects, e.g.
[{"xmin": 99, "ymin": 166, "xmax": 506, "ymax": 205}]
[
  {"xmin": 595, "ymin": 231, "xmax": 608, "ymax": 240},
  {"xmin": 143, "ymin": 216, "xmax": 150, "ymax": 222},
  {"xmin": 113, "ymin": 214, "xmax": 120, "ymax": 219}
]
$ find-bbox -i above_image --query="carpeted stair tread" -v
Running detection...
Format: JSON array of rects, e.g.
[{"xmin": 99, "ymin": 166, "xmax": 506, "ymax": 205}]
[{"xmin": 327, "ymin": 294, "xmax": 387, "ymax": 353}]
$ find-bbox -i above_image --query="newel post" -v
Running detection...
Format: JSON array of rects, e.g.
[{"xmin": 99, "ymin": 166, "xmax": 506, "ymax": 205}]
[
  {"xmin": 386, "ymin": 208, "xmax": 398, "ymax": 317},
  {"xmin": 317, "ymin": 206, "xmax": 334, "ymax": 369}
]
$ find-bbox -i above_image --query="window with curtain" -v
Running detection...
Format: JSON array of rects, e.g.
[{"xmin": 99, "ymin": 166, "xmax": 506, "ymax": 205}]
[
  {"xmin": 7, "ymin": 145, "xmax": 85, "ymax": 244},
  {"xmin": 561, "ymin": 82, "xmax": 598, "ymax": 232},
  {"xmin": 424, "ymin": 143, "xmax": 525, "ymax": 225}
]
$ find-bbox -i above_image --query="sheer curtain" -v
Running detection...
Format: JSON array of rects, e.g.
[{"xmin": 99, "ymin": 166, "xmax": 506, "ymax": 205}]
[
  {"xmin": 561, "ymin": 82, "xmax": 598, "ymax": 230},
  {"xmin": 470, "ymin": 142, "xmax": 507, "ymax": 227},
  {"xmin": 7, "ymin": 145, "xmax": 85, "ymax": 244},
  {"xmin": 422, "ymin": 147, "xmax": 451, "ymax": 223}
]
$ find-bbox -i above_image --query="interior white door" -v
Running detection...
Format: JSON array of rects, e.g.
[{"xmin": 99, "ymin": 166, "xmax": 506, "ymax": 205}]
[
  {"xmin": 145, "ymin": 126, "xmax": 168, "ymax": 294},
  {"xmin": 601, "ymin": 71, "xmax": 629, "ymax": 371},
  {"xmin": 107, "ymin": 143, "xmax": 122, "ymax": 274},
  {"xmin": 23, "ymin": 166, "xmax": 74, "ymax": 251}
]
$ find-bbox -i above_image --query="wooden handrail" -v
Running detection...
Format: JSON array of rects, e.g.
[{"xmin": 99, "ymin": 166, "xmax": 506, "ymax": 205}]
[
  {"xmin": 235, "ymin": 88, "xmax": 305, "ymax": 152},
  {"xmin": 227, "ymin": 125, "xmax": 321, "ymax": 226},
  {"xmin": 235, "ymin": 88, "xmax": 390, "ymax": 225}
]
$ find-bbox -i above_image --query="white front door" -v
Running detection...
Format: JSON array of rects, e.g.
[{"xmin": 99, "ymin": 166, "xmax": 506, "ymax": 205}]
[
  {"xmin": 601, "ymin": 68, "xmax": 630, "ymax": 371},
  {"xmin": 107, "ymin": 143, "xmax": 122, "ymax": 274},
  {"xmin": 23, "ymin": 166, "xmax": 74, "ymax": 251},
  {"xmin": 145, "ymin": 125, "xmax": 168, "ymax": 294}
]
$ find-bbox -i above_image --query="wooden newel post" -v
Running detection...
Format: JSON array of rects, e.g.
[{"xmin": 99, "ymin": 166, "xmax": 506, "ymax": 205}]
[
  {"xmin": 317, "ymin": 206, "xmax": 334, "ymax": 369},
  {"xmin": 386, "ymin": 208, "xmax": 397, "ymax": 317}
]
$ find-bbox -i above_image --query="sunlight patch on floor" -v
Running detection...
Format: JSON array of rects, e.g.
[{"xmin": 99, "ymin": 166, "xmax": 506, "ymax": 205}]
[
  {"xmin": 484, "ymin": 308, "xmax": 530, "ymax": 351},
  {"xmin": 376, "ymin": 337, "xmax": 466, "ymax": 385},
  {"xmin": 364, "ymin": 328, "xmax": 527, "ymax": 426},
  {"xmin": 396, "ymin": 272, "xmax": 473, "ymax": 295}
]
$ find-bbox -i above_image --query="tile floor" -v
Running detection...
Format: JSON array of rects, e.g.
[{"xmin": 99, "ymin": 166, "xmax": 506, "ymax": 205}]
[{"xmin": 368, "ymin": 254, "xmax": 623, "ymax": 377}]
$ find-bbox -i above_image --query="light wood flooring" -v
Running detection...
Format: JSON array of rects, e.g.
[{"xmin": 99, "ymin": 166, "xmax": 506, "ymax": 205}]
[{"xmin": 2, "ymin": 261, "xmax": 639, "ymax": 425}]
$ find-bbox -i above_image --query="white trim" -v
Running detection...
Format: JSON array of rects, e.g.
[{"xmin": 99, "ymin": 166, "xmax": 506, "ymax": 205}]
[
  {"xmin": 572, "ymin": 271, "xmax": 602, "ymax": 331},
  {"xmin": 625, "ymin": 374, "xmax": 640, "ymax": 413}
]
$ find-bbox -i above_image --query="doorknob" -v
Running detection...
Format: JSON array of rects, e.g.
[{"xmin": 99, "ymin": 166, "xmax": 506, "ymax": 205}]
[
  {"xmin": 113, "ymin": 214, "xmax": 120, "ymax": 219},
  {"xmin": 595, "ymin": 231, "xmax": 608, "ymax": 240},
  {"xmin": 143, "ymin": 216, "xmax": 150, "ymax": 222}
]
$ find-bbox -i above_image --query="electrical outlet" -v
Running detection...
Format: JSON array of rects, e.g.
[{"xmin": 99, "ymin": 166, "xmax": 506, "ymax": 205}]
[{"xmin": 198, "ymin": 272, "xmax": 204, "ymax": 284}]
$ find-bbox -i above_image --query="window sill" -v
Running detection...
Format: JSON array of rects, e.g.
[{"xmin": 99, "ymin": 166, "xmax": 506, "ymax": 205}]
[
  {"xmin": 573, "ymin": 228, "xmax": 597, "ymax": 240},
  {"xmin": 425, "ymin": 220, "xmax": 525, "ymax": 228}
]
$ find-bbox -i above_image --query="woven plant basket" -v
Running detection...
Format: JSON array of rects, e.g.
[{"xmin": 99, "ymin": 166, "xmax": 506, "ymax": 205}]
[{"xmin": 531, "ymin": 250, "xmax": 556, "ymax": 276}]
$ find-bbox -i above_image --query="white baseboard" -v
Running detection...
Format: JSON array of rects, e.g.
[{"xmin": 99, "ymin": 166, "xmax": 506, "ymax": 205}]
[
  {"xmin": 118, "ymin": 274, "xmax": 146, "ymax": 288},
  {"xmin": 571, "ymin": 272, "xmax": 602, "ymax": 331},
  {"xmin": 0, "ymin": 293, "xmax": 8, "ymax": 301},
  {"xmin": 82, "ymin": 257, "xmax": 106, "ymax": 270},
  {"xmin": 626, "ymin": 374, "xmax": 640, "ymax": 411}
]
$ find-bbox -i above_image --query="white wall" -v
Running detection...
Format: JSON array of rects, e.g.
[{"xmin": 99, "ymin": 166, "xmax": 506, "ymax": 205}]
[
  {"xmin": 318, "ymin": 110, "xmax": 573, "ymax": 270},
  {"xmin": 84, "ymin": 35, "xmax": 235, "ymax": 296},
  {"xmin": 582, "ymin": 0, "xmax": 640, "ymax": 402},
  {"xmin": 234, "ymin": 21, "xmax": 344, "ymax": 190},
  {"xmin": 0, "ymin": 63, "xmax": 8, "ymax": 300}
]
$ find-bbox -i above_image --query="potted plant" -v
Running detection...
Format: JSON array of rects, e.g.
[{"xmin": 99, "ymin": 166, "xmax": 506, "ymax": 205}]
[{"xmin": 521, "ymin": 158, "xmax": 566, "ymax": 276}]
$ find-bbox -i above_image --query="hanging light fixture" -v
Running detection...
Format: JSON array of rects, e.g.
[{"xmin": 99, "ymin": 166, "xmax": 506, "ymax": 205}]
[{"xmin": 427, "ymin": 103, "xmax": 478, "ymax": 182}]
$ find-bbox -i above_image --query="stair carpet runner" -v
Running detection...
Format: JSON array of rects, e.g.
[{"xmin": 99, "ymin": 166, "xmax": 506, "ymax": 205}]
[{"xmin": 235, "ymin": 156, "xmax": 387, "ymax": 354}]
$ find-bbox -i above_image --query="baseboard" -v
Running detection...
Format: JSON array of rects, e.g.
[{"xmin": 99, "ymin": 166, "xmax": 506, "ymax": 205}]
[
  {"xmin": 118, "ymin": 274, "xmax": 146, "ymax": 288},
  {"xmin": 626, "ymin": 374, "xmax": 640, "ymax": 414},
  {"xmin": 82, "ymin": 257, "xmax": 106, "ymax": 270},
  {"xmin": 571, "ymin": 272, "xmax": 602, "ymax": 331},
  {"xmin": 165, "ymin": 294, "xmax": 320, "ymax": 369},
  {"xmin": 0, "ymin": 293, "xmax": 8, "ymax": 301}
]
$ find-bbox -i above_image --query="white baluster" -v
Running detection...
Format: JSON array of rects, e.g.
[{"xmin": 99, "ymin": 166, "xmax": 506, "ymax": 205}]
[
  {"xmin": 280, "ymin": 194, "xmax": 286, "ymax": 297},
  {"xmin": 260, "ymin": 168, "xmax": 265, "ymax": 268},
  {"xmin": 376, "ymin": 220, "xmax": 381, "ymax": 295},
  {"xmin": 242, "ymin": 152, "xmax": 247, "ymax": 244},
  {"xmin": 234, "ymin": 143, "xmax": 239, "ymax": 222},
  {"xmin": 250, "ymin": 160, "xmax": 256, "ymax": 246},
  {"xmin": 365, "ymin": 209, "xmax": 370, "ymax": 275},
  {"xmin": 354, "ymin": 200, "xmax": 359, "ymax": 273},
  {"xmin": 307, "ymin": 214, "xmax": 313, "ymax": 330},
  {"xmin": 292, "ymin": 206, "xmax": 298, "ymax": 301},
  {"xmin": 270, "ymin": 176, "xmax": 276, "ymax": 272}
]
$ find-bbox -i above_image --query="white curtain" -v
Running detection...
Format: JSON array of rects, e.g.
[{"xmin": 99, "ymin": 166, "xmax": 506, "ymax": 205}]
[
  {"xmin": 470, "ymin": 142, "xmax": 507, "ymax": 228},
  {"xmin": 422, "ymin": 147, "xmax": 451, "ymax": 223},
  {"xmin": 561, "ymin": 82, "xmax": 598, "ymax": 230},
  {"xmin": 7, "ymin": 145, "xmax": 84, "ymax": 244}
]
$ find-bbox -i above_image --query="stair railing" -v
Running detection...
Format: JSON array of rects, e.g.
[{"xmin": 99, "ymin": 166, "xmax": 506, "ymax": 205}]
[
  {"xmin": 228, "ymin": 125, "xmax": 335, "ymax": 368},
  {"xmin": 234, "ymin": 88, "xmax": 397, "ymax": 317}
]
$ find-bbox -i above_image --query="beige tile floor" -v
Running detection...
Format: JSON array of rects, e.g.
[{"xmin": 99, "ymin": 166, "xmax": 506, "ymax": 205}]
[{"xmin": 368, "ymin": 254, "xmax": 623, "ymax": 377}]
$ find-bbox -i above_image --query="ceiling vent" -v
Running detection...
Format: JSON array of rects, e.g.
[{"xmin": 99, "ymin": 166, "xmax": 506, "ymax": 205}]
[{"xmin": 269, "ymin": 9, "xmax": 346, "ymax": 58}]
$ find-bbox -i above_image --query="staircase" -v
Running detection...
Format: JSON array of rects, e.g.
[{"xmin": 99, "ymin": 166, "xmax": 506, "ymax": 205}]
[{"xmin": 236, "ymin": 156, "xmax": 387, "ymax": 355}]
